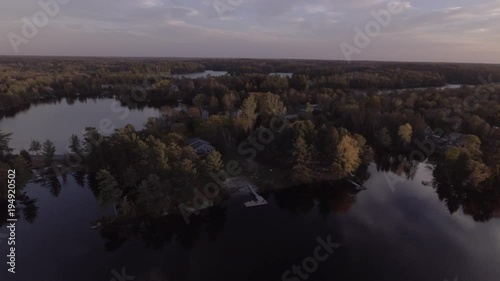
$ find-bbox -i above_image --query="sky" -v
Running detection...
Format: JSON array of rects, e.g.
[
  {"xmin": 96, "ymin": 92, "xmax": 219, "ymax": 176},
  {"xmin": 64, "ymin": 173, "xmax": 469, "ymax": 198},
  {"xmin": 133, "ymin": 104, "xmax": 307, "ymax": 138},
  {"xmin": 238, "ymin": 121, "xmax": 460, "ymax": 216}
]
[{"xmin": 0, "ymin": 0, "xmax": 499, "ymax": 63}]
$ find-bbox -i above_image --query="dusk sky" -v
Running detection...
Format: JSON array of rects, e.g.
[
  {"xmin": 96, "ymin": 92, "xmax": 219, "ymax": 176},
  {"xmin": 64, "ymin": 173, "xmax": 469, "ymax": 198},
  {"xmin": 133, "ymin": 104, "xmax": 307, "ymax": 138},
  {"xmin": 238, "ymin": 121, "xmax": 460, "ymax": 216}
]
[{"xmin": 1, "ymin": 0, "xmax": 499, "ymax": 63}]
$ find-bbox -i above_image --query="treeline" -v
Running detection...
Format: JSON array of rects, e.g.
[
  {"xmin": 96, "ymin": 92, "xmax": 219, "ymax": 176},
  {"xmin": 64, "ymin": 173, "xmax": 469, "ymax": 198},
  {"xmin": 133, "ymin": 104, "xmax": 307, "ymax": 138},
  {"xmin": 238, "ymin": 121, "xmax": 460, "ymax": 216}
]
[
  {"xmin": 3, "ymin": 57, "xmax": 500, "ymax": 111},
  {"xmin": 0, "ymin": 58, "xmax": 206, "ymax": 110}
]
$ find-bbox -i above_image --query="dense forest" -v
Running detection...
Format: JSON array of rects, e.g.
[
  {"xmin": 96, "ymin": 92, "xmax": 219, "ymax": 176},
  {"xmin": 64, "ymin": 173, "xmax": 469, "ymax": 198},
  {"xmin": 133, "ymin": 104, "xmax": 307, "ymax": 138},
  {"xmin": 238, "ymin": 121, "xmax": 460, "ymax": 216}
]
[
  {"xmin": 2, "ymin": 57, "xmax": 500, "ymax": 110},
  {"xmin": 1, "ymin": 57, "xmax": 499, "ymax": 222}
]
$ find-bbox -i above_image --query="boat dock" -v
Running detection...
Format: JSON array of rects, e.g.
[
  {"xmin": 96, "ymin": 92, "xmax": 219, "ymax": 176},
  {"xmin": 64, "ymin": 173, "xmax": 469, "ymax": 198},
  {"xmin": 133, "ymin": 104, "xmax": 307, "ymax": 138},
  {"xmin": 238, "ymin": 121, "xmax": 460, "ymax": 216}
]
[
  {"xmin": 244, "ymin": 185, "xmax": 268, "ymax": 207},
  {"xmin": 347, "ymin": 179, "xmax": 367, "ymax": 191}
]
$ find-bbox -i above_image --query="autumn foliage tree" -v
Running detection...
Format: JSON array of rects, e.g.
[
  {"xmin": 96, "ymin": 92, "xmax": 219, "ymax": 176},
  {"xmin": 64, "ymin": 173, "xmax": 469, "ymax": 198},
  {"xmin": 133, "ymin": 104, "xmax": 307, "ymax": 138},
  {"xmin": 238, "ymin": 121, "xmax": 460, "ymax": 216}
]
[{"xmin": 332, "ymin": 135, "xmax": 361, "ymax": 178}]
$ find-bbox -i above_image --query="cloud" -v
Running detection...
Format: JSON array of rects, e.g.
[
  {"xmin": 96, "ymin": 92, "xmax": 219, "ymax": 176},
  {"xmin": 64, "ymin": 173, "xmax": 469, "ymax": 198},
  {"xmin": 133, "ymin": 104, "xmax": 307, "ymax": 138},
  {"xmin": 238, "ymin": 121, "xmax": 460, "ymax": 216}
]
[
  {"xmin": 0, "ymin": 0, "xmax": 499, "ymax": 62},
  {"xmin": 139, "ymin": 0, "xmax": 164, "ymax": 8}
]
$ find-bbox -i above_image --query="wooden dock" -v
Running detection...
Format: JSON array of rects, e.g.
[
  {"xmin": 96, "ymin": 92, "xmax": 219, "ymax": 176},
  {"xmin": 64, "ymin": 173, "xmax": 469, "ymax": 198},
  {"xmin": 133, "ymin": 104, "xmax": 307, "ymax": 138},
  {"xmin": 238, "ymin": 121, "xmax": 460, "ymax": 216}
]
[{"xmin": 244, "ymin": 185, "xmax": 268, "ymax": 207}]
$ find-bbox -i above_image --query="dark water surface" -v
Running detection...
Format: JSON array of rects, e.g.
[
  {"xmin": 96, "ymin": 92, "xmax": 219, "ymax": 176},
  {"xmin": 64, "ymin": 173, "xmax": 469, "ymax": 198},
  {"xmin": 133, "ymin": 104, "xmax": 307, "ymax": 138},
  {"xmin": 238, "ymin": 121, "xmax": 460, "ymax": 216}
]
[
  {"xmin": 1, "ymin": 163, "xmax": 499, "ymax": 281},
  {"xmin": 0, "ymin": 97, "xmax": 160, "ymax": 153}
]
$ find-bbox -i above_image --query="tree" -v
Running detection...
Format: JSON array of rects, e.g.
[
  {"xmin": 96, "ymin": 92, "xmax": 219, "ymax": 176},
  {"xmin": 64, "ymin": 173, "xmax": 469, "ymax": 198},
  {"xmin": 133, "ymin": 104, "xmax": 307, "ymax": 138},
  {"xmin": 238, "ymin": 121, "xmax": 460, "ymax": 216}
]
[
  {"xmin": 222, "ymin": 92, "xmax": 238, "ymax": 112},
  {"xmin": 259, "ymin": 92, "xmax": 286, "ymax": 117},
  {"xmin": 292, "ymin": 120, "xmax": 317, "ymax": 144},
  {"xmin": 292, "ymin": 136, "xmax": 314, "ymax": 183},
  {"xmin": 463, "ymin": 135, "xmax": 482, "ymax": 160},
  {"xmin": 19, "ymin": 149, "xmax": 31, "ymax": 164},
  {"xmin": 398, "ymin": 123, "xmax": 413, "ymax": 145},
  {"xmin": 445, "ymin": 147, "xmax": 461, "ymax": 163},
  {"xmin": 0, "ymin": 130, "xmax": 13, "ymax": 160},
  {"xmin": 192, "ymin": 94, "xmax": 206, "ymax": 111},
  {"xmin": 205, "ymin": 150, "xmax": 224, "ymax": 175},
  {"xmin": 241, "ymin": 95, "xmax": 258, "ymax": 133},
  {"xmin": 96, "ymin": 169, "xmax": 122, "ymax": 212},
  {"xmin": 42, "ymin": 139, "xmax": 56, "ymax": 167},
  {"xmin": 68, "ymin": 134, "xmax": 82, "ymax": 155},
  {"xmin": 11, "ymin": 156, "xmax": 31, "ymax": 187},
  {"xmin": 137, "ymin": 174, "xmax": 171, "ymax": 216},
  {"xmin": 29, "ymin": 140, "xmax": 41, "ymax": 155},
  {"xmin": 376, "ymin": 127, "xmax": 393, "ymax": 147},
  {"xmin": 466, "ymin": 160, "xmax": 491, "ymax": 188},
  {"xmin": 333, "ymin": 135, "xmax": 361, "ymax": 178}
]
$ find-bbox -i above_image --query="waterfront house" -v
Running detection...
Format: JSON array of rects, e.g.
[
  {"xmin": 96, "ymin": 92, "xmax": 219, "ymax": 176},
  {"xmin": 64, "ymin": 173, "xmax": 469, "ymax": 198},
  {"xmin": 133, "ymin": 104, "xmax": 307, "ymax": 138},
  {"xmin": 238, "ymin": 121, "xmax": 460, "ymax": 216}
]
[
  {"xmin": 187, "ymin": 138, "xmax": 215, "ymax": 156},
  {"xmin": 424, "ymin": 127, "xmax": 465, "ymax": 149}
]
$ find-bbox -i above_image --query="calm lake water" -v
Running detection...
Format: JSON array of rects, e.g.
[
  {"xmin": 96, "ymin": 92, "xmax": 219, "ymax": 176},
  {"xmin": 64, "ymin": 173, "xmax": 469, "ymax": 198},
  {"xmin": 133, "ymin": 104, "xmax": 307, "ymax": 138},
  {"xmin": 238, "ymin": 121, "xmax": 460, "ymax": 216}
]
[
  {"xmin": 0, "ymin": 97, "xmax": 160, "ymax": 153},
  {"xmin": 170, "ymin": 70, "xmax": 228, "ymax": 79},
  {"xmin": 0, "ymin": 162, "xmax": 499, "ymax": 281},
  {"xmin": 270, "ymin": 73, "xmax": 294, "ymax": 78},
  {"xmin": 0, "ymin": 98, "xmax": 499, "ymax": 281}
]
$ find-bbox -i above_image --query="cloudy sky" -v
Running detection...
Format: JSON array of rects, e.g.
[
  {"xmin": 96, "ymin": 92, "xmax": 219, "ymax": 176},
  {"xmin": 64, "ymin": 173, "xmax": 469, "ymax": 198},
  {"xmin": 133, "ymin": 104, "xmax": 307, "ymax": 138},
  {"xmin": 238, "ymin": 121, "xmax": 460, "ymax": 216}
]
[{"xmin": 1, "ymin": 0, "xmax": 499, "ymax": 63}]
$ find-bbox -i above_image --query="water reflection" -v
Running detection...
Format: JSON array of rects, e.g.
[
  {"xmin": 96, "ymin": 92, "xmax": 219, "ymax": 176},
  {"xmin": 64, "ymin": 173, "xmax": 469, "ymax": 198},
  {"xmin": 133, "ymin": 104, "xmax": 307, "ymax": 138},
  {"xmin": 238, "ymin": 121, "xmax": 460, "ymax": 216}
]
[
  {"xmin": 433, "ymin": 169, "xmax": 500, "ymax": 222},
  {"xmin": 375, "ymin": 153, "xmax": 500, "ymax": 222},
  {"xmin": 2, "ymin": 161, "xmax": 500, "ymax": 281},
  {"xmin": 374, "ymin": 153, "xmax": 418, "ymax": 181},
  {"xmin": 0, "ymin": 192, "xmax": 39, "ymax": 225},
  {"xmin": 0, "ymin": 97, "xmax": 162, "ymax": 152},
  {"xmin": 96, "ymin": 181, "xmax": 363, "ymax": 252}
]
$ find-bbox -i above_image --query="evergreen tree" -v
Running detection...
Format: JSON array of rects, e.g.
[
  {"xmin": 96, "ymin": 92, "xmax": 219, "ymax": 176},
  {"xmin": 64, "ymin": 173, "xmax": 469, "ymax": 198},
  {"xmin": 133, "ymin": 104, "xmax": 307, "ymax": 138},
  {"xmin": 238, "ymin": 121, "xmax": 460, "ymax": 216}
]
[
  {"xmin": 29, "ymin": 140, "xmax": 41, "ymax": 155},
  {"xmin": 42, "ymin": 139, "xmax": 56, "ymax": 167},
  {"xmin": 376, "ymin": 127, "xmax": 393, "ymax": 148},
  {"xmin": 11, "ymin": 156, "xmax": 31, "ymax": 187},
  {"xmin": 0, "ymin": 130, "xmax": 13, "ymax": 160},
  {"xmin": 96, "ymin": 169, "xmax": 122, "ymax": 211},
  {"xmin": 69, "ymin": 134, "xmax": 82, "ymax": 155}
]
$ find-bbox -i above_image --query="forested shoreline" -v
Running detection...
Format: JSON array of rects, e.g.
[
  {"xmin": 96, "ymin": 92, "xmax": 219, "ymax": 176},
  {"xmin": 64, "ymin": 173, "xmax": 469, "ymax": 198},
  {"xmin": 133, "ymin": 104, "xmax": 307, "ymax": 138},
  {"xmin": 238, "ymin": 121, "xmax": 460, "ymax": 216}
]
[
  {"xmin": 1, "ymin": 57, "xmax": 499, "ymax": 221},
  {"xmin": 2, "ymin": 57, "xmax": 500, "ymax": 111}
]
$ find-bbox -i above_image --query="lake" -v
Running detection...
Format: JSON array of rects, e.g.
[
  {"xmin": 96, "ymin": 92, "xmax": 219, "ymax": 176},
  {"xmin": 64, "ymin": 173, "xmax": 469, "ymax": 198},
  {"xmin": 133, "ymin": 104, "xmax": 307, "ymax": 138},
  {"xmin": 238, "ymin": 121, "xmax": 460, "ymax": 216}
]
[
  {"xmin": 0, "ymin": 97, "xmax": 499, "ymax": 281},
  {"xmin": 377, "ymin": 84, "xmax": 466, "ymax": 95},
  {"xmin": 270, "ymin": 73, "xmax": 294, "ymax": 78},
  {"xmin": 170, "ymin": 70, "xmax": 228, "ymax": 79},
  {"xmin": 0, "ymin": 160, "xmax": 499, "ymax": 281},
  {"xmin": 0, "ymin": 97, "xmax": 161, "ymax": 153}
]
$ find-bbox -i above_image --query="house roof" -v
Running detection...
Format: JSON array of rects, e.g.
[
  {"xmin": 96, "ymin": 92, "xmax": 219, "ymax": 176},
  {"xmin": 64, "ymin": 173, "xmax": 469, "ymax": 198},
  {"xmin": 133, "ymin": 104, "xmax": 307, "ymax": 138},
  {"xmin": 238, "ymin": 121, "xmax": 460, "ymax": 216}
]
[
  {"xmin": 449, "ymin": 133, "xmax": 463, "ymax": 139},
  {"xmin": 187, "ymin": 138, "xmax": 213, "ymax": 150},
  {"xmin": 193, "ymin": 144, "xmax": 215, "ymax": 152}
]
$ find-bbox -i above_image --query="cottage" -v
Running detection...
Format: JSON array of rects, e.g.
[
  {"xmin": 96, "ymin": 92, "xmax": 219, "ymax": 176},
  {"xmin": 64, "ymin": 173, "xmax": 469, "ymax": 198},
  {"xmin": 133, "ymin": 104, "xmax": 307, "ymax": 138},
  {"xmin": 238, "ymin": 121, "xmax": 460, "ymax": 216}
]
[
  {"xmin": 424, "ymin": 126, "xmax": 434, "ymax": 138},
  {"xmin": 446, "ymin": 132, "xmax": 465, "ymax": 147},
  {"xmin": 187, "ymin": 138, "xmax": 215, "ymax": 156},
  {"xmin": 424, "ymin": 127, "xmax": 465, "ymax": 149}
]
